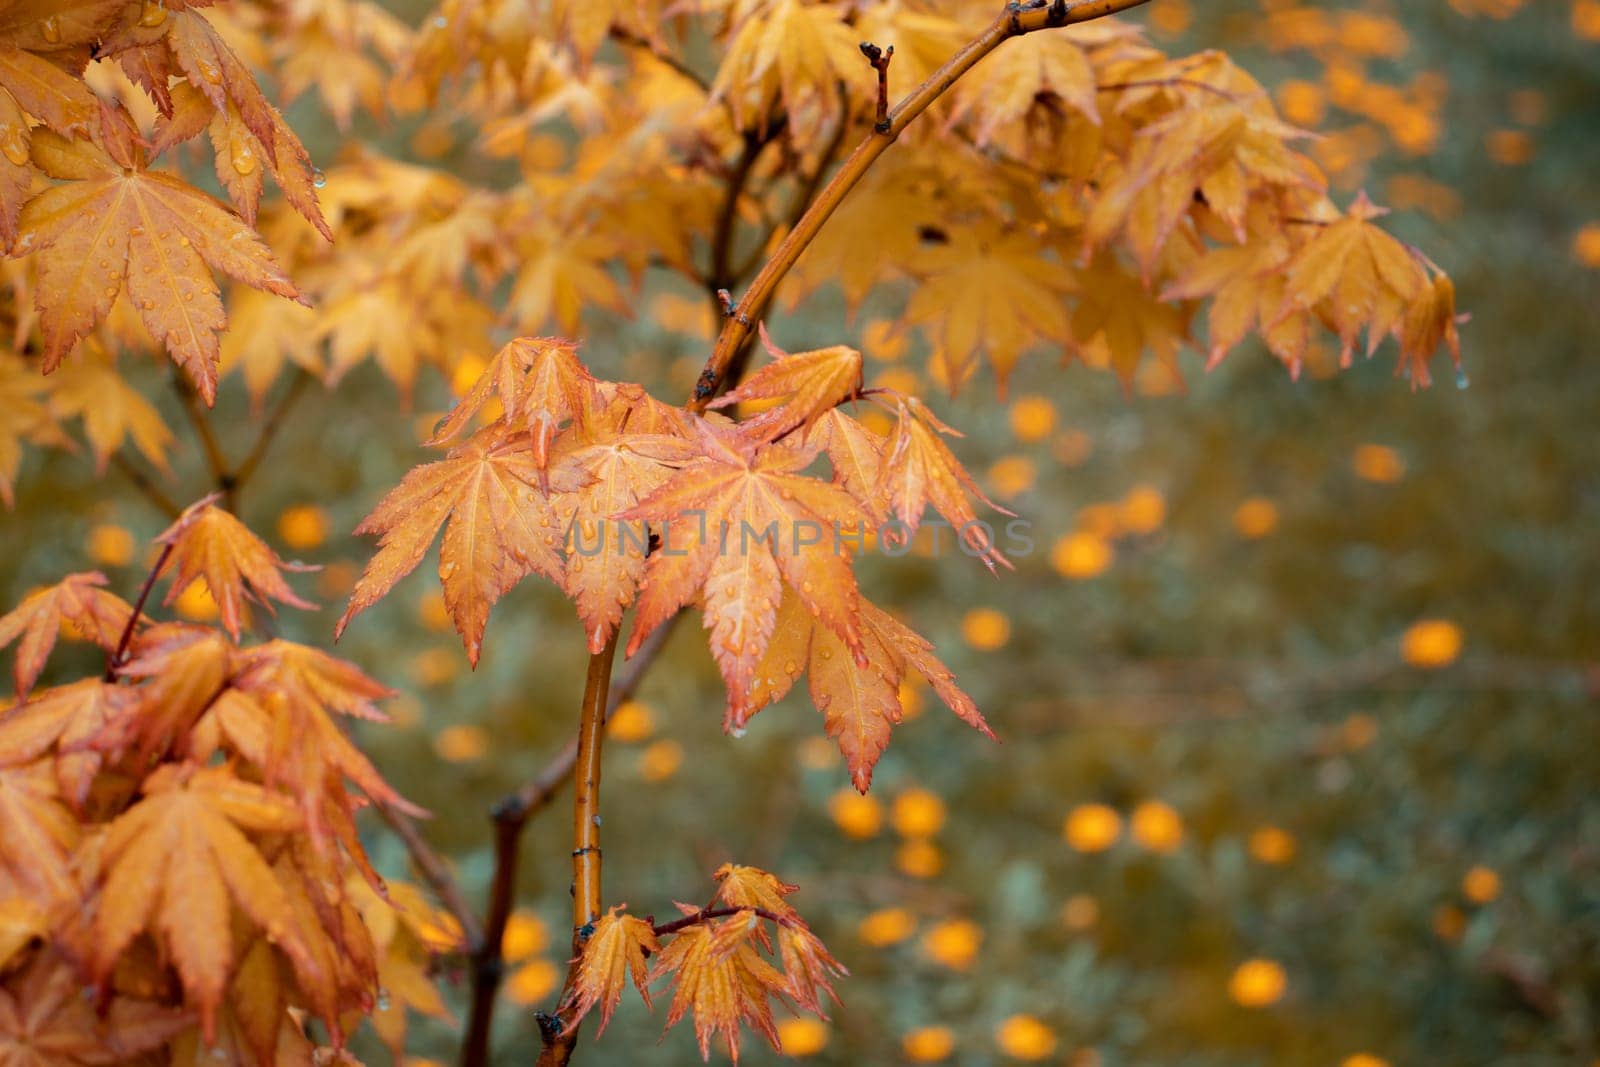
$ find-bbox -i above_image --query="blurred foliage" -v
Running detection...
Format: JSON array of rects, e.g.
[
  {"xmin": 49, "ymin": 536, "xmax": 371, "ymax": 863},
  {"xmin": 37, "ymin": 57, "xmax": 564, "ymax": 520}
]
[{"xmin": 2, "ymin": 1, "xmax": 1598, "ymax": 1065}]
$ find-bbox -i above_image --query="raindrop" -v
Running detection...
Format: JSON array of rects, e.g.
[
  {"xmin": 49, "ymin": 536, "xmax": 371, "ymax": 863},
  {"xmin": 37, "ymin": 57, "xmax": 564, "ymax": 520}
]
[
  {"xmin": 138, "ymin": 0, "xmax": 167, "ymax": 28},
  {"xmin": 729, "ymin": 725, "xmax": 747, "ymax": 739},
  {"xmin": 311, "ymin": 168, "xmax": 327, "ymax": 189},
  {"xmin": 432, "ymin": 14, "xmax": 448, "ymax": 27},
  {"xmin": 40, "ymin": 16, "xmax": 61, "ymax": 44},
  {"xmin": 0, "ymin": 124, "xmax": 28, "ymax": 167},
  {"xmin": 375, "ymin": 987, "xmax": 391, "ymax": 1011},
  {"xmin": 195, "ymin": 58, "xmax": 223, "ymax": 84},
  {"xmin": 1455, "ymin": 366, "xmax": 1470, "ymax": 390}
]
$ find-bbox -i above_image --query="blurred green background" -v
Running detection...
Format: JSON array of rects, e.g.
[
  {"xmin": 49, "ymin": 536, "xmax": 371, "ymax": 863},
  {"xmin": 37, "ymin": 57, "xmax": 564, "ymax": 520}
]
[{"xmin": 2, "ymin": 1, "xmax": 1598, "ymax": 1065}]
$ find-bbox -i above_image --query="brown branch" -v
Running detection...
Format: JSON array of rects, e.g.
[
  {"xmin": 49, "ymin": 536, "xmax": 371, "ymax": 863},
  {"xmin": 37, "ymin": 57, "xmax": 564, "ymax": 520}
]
[
  {"xmin": 457, "ymin": 619, "xmax": 676, "ymax": 1067},
  {"xmin": 172, "ymin": 375, "xmax": 235, "ymax": 509},
  {"xmin": 110, "ymin": 453, "xmax": 183, "ymax": 519},
  {"xmin": 534, "ymin": 631, "xmax": 619, "ymax": 1067},
  {"xmin": 232, "ymin": 368, "xmax": 314, "ymax": 496},
  {"xmin": 859, "ymin": 41, "xmax": 894, "ymax": 130},
  {"xmin": 690, "ymin": 0, "xmax": 1155, "ymax": 410},
  {"xmin": 104, "ymin": 541, "xmax": 174, "ymax": 679},
  {"xmin": 651, "ymin": 906, "xmax": 799, "ymax": 938},
  {"xmin": 374, "ymin": 802, "xmax": 485, "ymax": 952}
]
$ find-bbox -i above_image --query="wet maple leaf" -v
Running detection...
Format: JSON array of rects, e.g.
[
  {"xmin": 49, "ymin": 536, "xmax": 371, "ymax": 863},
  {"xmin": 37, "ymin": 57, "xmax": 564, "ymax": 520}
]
[
  {"xmin": 0, "ymin": 897, "xmax": 44, "ymax": 970},
  {"xmin": 711, "ymin": 864, "xmax": 847, "ymax": 1012},
  {"xmin": 742, "ymin": 590, "xmax": 991, "ymax": 790},
  {"xmin": 0, "ymin": 43, "xmax": 98, "ymax": 247},
  {"xmin": 429, "ymin": 336, "xmax": 596, "ymax": 471},
  {"xmin": 651, "ymin": 908, "xmax": 787, "ymax": 1062},
  {"xmin": 155, "ymin": 497, "xmax": 316, "ymax": 642},
  {"xmin": 876, "ymin": 397, "xmax": 1013, "ymax": 572},
  {"xmin": 0, "ymin": 572, "xmax": 133, "ymax": 697},
  {"xmin": 93, "ymin": 762, "xmax": 306, "ymax": 1043},
  {"xmin": 339, "ymin": 424, "xmax": 566, "ymax": 665},
  {"xmin": 0, "ymin": 759, "xmax": 78, "ymax": 904},
  {"xmin": 17, "ymin": 110, "xmax": 304, "ymax": 404},
  {"xmin": 951, "ymin": 31, "xmax": 1099, "ymax": 146},
  {"xmin": 707, "ymin": 325, "xmax": 862, "ymax": 442},
  {"xmin": 806, "ymin": 409, "xmax": 886, "ymax": 521},
  {"xmin": 1398, "ymin": 272, "xmax": 1465, "ymax": 388},
  {"xmin": 110, "ymin": 622, "xmax": 233, "ymax": 763},
  {"xmin": 567, "ymin": 906, "xmax": 659, "ymax": 1035},
  {"xmin": 549, "ymin": 392, "xmax": 698, "ymax": 652},
  {"xmin": 622, "ymin": 420, "xmax": 867, "ymax": 719},
  {"xmin": 0, "ymin": 2, "xmax": 127, "ymax": 52},
  {"xmin": 1066, "ymin": 253, "xmax": 1189, "ymax": 387},
  {"xmin": 0, "ymin": 678, "xmax": 130, "ymax": 809},
  {"xmin": 0, "ymin": 950, "xmax": 188, "ymax": 1066}
]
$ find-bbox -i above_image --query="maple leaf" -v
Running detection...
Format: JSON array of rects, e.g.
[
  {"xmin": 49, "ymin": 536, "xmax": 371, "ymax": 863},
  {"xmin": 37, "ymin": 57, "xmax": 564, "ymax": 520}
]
[
  {"xmin": 1276, "ymin": 191, "xmax": 1426, "ymax": 365},
  {"xmin": 807, "ymin": 409, "xmax": 886, "ymax": 520},
  {"xmin": 0, "ymin": 897, "xmax": 44, "ymax": 970},
  {"xmin": 876, "ymin": 396, "xmax": 1013, "ymax": 572},
  {"xmin": 651, "ymin": 908, "xmax": 787, "ymax": 1062},
  {"xmin": 428, "ymin": 336, "xmax": 596, "ymax": 471},
  {"xmin": 0, "ymin": 355, "xmax": 69, "ymax": 507},
  {"xmin": 0, "ymin": 760, "xmax": 78, "ymax": 904},
  {"xmin": 110, "ymin": 622, "xmax": 233, "ymax": 763},
  {"xmin": 0, "ymin": 572, "xmax": 133, "ymax": 698},
  {"xmin": 93, "ymin": 762, "xmax": 306, "ymax": 1043},
  {"xmin": 951, "ymin": 31, "xmax": 1099, "ymax": 146},
  {"xmin": 0, "ymin": 679, "xmax": 130, "ymax": 809},
  {"xmin": 339, "ymin": 424, "xmax": 566, "ymax": 665},
  {"xmin": 549, "ymin": 391, "xmax": 699, "ymax": 652},
  {"xmin": 1066, "ymin": 253, "xmax": 1189, "ymax": 387},
  {"xmin": 1398, "ymin": 272, "xmax": 1465, "ymax": 388},
  {"xmin": 743, "ymin": 590, "xmax": 992, "ymax": 790},
  {"xmin": 0, "ymin": 2, "xmax": 127, "ymax": 52},
  {"xmin": 17, "ymin": 113, "xmax": 304, "ymax": 404},
  {"xmin": 707, "ymin": 325, "xmax": 862, "ymax": 442},
  {"xmin": 1159, "ymin": 223, "xmax": 1296, "ymax": 369},
  {"xmin": 0, "ymin": 43, "xmax": 97, "ymax": 247},
  {"xmin": 711, "ymin": 864, "xmax": 847, "ymax": 1013},
  {"xmin": 710, "ymin": 0, "xmax": 861, "ymax": 136},
  {"xmin": 0, "ymin": 950, "xmax": 188, "ymax": 1067},
  {"xmin": 566, "ymin": 906, "xmax": 659, "ymax": 1035},
  {"xmin": 155, "ymin": 497, "xmax": 316, "ymax": 642},
  {"xmin": 45, "ymin": 345, "xmax": 173, "ymax": 474},
  {"xmin": 622, "ymin": 420, "xmax": 868, "ymax": 720}
]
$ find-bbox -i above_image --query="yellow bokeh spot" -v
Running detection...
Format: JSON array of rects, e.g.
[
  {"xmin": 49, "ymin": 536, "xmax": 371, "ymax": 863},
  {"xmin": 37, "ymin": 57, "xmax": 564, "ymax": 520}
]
[
  {"xmin": 896, "ymin": 839, "xmax": 944, "ymax": 879},
  {"xmin": 405, "ymin": 1059, "xmax": 448, "ymax": 1067},
  {"xmin": 1576, "ymin": 0, "xmax": 1600, "ymax": 39},
  {"xmin": 1573, "ymin": 222, "xmax": 1600, "ymax": 269},
  {"xmin": 606, "ymin": 700, "xmax": 655, "ymax": 742},
  {"xmin": 920, "ymin": 919, "xmax": 982, "ymax": 970},
  {"xmin": 1130, "ymin": 800, "xmax": 1183, "ymax": 854},
  {"xmin": 502, "ymin": 910, "xmax": 549, "ymax": 962},
  {"xmin": 434, "ymin": 724, "xmax": 488, "ymax": 763},
  {"xmin": 276, "ymin": 505, "xmax": 329, "ymax": 551},
  {"xmin": 1008, "ymin": 395, "xmax": 1057, "ymax": 442},
  {"xmin": 961, "ymin": 608, "xmax": 1011, "ymax": 651},
  {"xmin": 1063, "ymin": 804, "xmax": 1122, "ymax": 853},
  {"xmin": 1342, "ymin": 1055, "xmax": 1391, "ymax": 1067},
  {"xmin": 1352, "ymin": 444, "xmax": 1405, "ymax": 483},
  {"xmin": 1051, "ymin": 533, "xmax": 1113, "ymax": 580},
  {"xmin": 87, "ymin": 524, "xmax": 135, "ymax": 567},
  {"xmin": 899, "ymin": 680, "xmax": 925, "ymax": 722},
  {"xmin": 777, "ymin": 1017, "xmax": 829, "ymax": 1056},
  {"xmin": 1432, "ymin": 903, "xmax": 1467, "ymax": 941},
  {"xmin": 1074, "ymin": 502, "xmax": 1122, "ymax": 539},
  {"xmin": 1248, "ymin": 826, "xmax": 1297, "ymax": 865},
  {"xmin": 417, "ymin": 592, "xmax": 452, "ymax": 632},
  {"xmin": 797, "ymin": 736, "xmax": 839, "ymax": 770},
  {"xmin": 1276, "ymin": 79, "xmax": 1326, "ymax": 126},
  {"xmin": 1462, "ymin": 865, "xmax": 1501, "ymax": 904},
  {"xmin": 503, "ymin": 958, "xmax": 560, "ymax": 1005},
  {"xmin": 987, "ymin": 456, "xmax": 1036, "ymax": 501},
  {"xmin": 1061, "ymin": 894, "xmax": 1099, "ymax": 931},
  {"xmin": 857, "ymin": 907, "xmax": 917, "ymax": 947},
  {"xmin": 1118, "ymin": 485, "xmax": 1166, "ymax": 534},
  {"xmin": 1486, "ymin": 128, "xmax": 1534, "ymax": 166},
  {"xmin": 829, "ymin": 790, "xmax": 883, "ymax": 839},
  {"xmin": 1341, "ymin": 712, "xmax": 1379, "ymax": 750},
  {"xmin": 1228, "ymin": 959, "xmax": 1287, "ymax": 1008},
  {"xmin": 892, "ymin": 788, "xmax": 947, "ymax": 839},
  {"xmin": 1232, "ymin": 497, "xmax": 1279, "ymax": 539},
  {"xmin": 451, "ymin": 353, "xmax": 489, "ymax": 397},
  {"xmin": 411, "ymin": 647, "xmax": 460, "ymax": 688},
  {"xmin": 995, "ymin": 1014, "xmax": 1057, "ymax": 1061},
  {"xmin": 639, "ymin": 739, "xmax": 683, "ymax": 782},
  {"xmin": 902, "ymin": 1026, "xmax": 956, "ymax": 1062},
  {"xmin": 1401, "ymin": 619, "xmax": 1463, "ymax": 669},
  {"xmin": 1148, "ymin": 0, "xmax": 1191, "ymax": 37},
  {"xmin": 174, "ymin": 580, "xmax": 219, "ymax": 622}
]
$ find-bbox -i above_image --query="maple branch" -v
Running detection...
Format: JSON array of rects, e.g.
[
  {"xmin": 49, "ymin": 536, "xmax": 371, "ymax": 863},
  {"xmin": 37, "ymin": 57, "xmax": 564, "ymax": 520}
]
[
  {"xmin": 110, "ymin": 453, "xmax": 183, "ymax": 519},
  {"xmin": 233, "ymin": 369, "xmax": 314, "ymax": 498},
  {"xmin": 690, "ymin": 0, "xmax": 1154, "ymax": 409},
  {"xmin": 535, "ymin": 631, "xmax": 619, "ymax": 1067},
  {"xmin": 650, "ymin": 906, "xmax": 799, "ymax": 938},
  {"xmin": 859, "ymin": 42, "xmax": 894, "ymax": 131},
  {"xmin": 173, "ymin": 375, "xmax": 235, "ymax": 509},
  {"xmin": 458, "ymin": 620, "xmax": 675, "ymax": 1067},
  {"xmin": 105, "ymin": 542, "xmax": 174, "ymax": 679},
  {"xmin": 374, "ymin": 802, "xmax": 485, "ymax": 952}
]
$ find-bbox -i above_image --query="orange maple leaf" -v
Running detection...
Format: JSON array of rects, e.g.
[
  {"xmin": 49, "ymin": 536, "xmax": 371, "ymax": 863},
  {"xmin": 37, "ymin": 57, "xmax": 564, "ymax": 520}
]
[
  {"xmin": 339, "ymin": 425, "xmax": 565, "ymax": 665},
  {"xmin": 0, "ymin": 678, "xmax": 129, "ymax": 809},
  {"xmin": 650, "ymin": 908, "xmax": 787, "ymax": 1063},
  {"xmin": 93, "ymin": 762, "xmax": 308, "ymax": 1044},
  {"xmin": 0, "ymin": 950, "xmax": 187, "ymax": 1066},
  {"xmin": 0, "ymin": 571, "xmax": 133, "ymax": 697},
  {"xmin": 155, "ymin": 496, "xmax": 316, "ymax": 641},
  {"xmin": 428, "ymin": 336, "xmax": 595, "ymax": 473},
  {"xmin": 0, "ymin": 758, "xmax": 78, "ymax": 904},
  {"xmin": 622, "ymin": 420, "xmax": 867, "ymax": 719},
  {"xmin": 566, "ymin": 906, "xmax": 659, "ymax": 1035},
  {"xmin": 706, "ymin": 325, "xmax": 862, "ymax": 442},
  {"xmin": 17, "ymin": 107, "xmax": 304, "ymax": 403}
]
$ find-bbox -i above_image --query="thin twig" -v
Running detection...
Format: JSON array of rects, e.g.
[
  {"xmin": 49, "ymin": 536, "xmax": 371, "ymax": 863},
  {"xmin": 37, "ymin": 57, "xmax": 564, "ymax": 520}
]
[
  {"xmin": 533, "ymin": 632, "xmax": 618, "ymax": 1067},
  {"xmin": 172, "ymin": 374, "xmax": 234, "ymax": 508},
  {"xmin": 233, "ymin": 369, "xmax": 314, "ymax": 495},
  {"xmin": 105, "ymin": 542, "xmax": 174, "ymax": 679},
  {"xmin": 109, "ymin": 453, "xmax": 183, "ymax": 519},
  {"xmin": 374, "ymin": 802, "xmax": 486, "ymax": 952},
  {"xmin": 690, "ymin": 0, "xmax": 1155, "ymax": 409},
  {"xmin": 859, "ymin": 41, "xmax": 894, "ymax": 131},
  {"xmin": 651, "ymin": 905, "xmax": 799, "ymax": 938}
]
